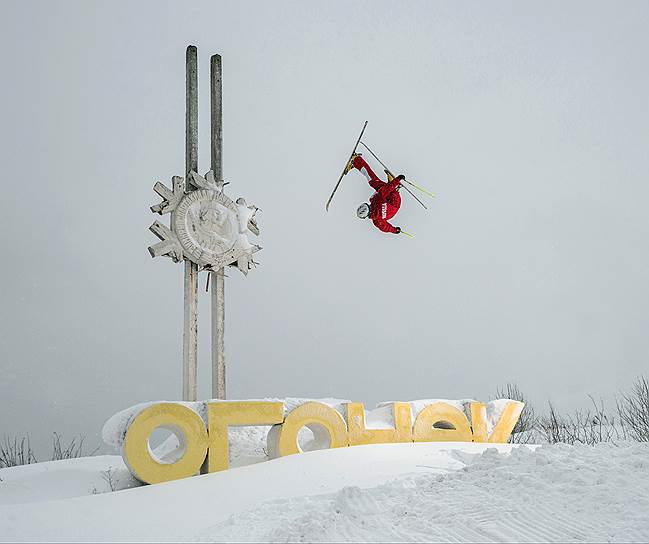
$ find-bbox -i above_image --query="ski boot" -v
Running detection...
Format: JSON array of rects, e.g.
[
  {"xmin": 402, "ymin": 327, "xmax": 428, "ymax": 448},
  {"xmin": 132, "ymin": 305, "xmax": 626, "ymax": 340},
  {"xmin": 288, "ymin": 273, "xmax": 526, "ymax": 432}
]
[{"xmin": 344, "ymin": 153, "xmax": 361, "ymax": 175}]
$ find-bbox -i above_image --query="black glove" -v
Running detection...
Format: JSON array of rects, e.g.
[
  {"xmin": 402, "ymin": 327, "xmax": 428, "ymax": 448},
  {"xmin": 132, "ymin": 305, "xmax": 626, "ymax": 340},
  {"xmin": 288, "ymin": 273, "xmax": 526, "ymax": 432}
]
[
  {"xmin": 395, "ymin": 227, "xmax": 401, "ymax": 234},
  {"xmin": 396, "ymin": 174, "xmax": 405, "ymax": 181}
]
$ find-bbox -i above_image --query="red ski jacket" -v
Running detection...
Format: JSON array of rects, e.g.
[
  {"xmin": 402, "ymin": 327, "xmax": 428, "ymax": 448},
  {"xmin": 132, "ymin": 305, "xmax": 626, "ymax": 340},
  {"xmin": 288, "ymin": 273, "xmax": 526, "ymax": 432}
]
[
  {"xmin": 369, "ymin": 178, "xmax": 402, "ymax": 234},
  {"xmin": 352, "ymin": 155, "xmax": 402, "ymax": 234}
]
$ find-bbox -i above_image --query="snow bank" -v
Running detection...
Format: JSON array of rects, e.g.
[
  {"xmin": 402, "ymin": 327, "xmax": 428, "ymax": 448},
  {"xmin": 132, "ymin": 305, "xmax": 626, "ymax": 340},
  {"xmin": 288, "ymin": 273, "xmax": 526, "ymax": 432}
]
[
  {"xmin": 196, "ymin": 442, "xmax": 649, "ymax": 543},
  {"xmin": 2, "ymin": 441, "xmax": 648, "ymax": 542},
  {"xmin": 0, "ymin": 441, "xmax": 520, "ymax": 541},
  {"xmin": 0, "ymin": 456, "xmax": 141, "ymax": 506}
]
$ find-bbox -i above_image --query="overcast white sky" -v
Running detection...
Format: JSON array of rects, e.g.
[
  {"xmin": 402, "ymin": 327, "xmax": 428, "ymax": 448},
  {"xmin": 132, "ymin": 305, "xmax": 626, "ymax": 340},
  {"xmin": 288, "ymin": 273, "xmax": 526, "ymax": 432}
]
[{"xmin": 1, "ymin": 0, "xmax": 648, "ymax": 454}]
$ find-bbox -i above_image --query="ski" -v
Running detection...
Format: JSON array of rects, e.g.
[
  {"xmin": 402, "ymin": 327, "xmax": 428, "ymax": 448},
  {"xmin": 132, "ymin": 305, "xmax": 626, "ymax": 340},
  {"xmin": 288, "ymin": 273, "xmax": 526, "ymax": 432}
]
[{"xmin": 325, "ymin": 120, "xmax": 368, "ymax": 211}]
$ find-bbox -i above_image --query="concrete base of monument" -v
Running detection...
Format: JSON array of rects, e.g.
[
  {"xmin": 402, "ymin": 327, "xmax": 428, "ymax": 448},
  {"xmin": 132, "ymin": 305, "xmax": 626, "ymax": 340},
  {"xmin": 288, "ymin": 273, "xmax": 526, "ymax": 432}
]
[{"xmin": 1, "ymin": 440, "xmax": 649, "ymax": 543}]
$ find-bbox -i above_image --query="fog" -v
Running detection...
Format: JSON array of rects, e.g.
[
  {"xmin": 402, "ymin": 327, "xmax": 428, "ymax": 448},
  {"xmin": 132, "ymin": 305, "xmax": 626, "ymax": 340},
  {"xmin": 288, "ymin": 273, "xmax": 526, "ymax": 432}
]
[{"xmin": 1, "ymin": 0, "xmax": 648, "ymax": 455}]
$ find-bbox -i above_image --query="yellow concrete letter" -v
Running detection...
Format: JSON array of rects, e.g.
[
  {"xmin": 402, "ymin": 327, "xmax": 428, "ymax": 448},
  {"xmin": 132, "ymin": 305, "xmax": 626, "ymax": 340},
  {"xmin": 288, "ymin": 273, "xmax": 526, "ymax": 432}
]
[
  {"xmin": 413, "ymin": 402, "xmax": 473, "ymax": 442},
  {"xmin": 346, "ymin": 402, "xmax": 413, "ymax": 446},
  {"xmin": 207, "ymin": 401, "xmax": 284, "ymax": 472},
  {"xmin": 122, "ymin": 403, "xmax": 208, "ymax": 484},
  {"xmin": 488, "ymin": 401, "xmax": 524, "ymax": 443},
  {"xmin": 470, "ymin": 402, "xmax": 488, "ymax": 443},
  {"xmin": 272, "ymin": 401, "xmax": 348, "ymax": 457}
]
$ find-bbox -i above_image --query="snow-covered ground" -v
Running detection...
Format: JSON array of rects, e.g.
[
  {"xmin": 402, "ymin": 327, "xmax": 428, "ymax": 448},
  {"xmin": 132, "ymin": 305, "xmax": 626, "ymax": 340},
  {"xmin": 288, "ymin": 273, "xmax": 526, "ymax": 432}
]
[
  {"xmin": 1, "ymin": 440, "xmax": 648, "ymax": 542},
  {"xmin": 203, "ymin": 442, "xmax": 649, "ymax": 543}
]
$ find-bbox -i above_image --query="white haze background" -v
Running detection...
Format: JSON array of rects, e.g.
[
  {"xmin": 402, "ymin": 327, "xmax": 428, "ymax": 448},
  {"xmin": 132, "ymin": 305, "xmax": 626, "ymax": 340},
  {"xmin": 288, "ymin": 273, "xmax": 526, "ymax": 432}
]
[{"xmin": 1, "ymin": 0, "xmax": 648, "ymax": 454}]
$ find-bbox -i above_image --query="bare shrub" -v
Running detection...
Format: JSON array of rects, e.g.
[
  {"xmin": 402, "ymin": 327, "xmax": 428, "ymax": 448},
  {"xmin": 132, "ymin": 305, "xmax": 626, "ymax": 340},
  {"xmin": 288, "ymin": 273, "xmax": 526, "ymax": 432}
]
[
  {"xmin": 0, "ymin": 433, "xmax": 99, "ymax": 467},
  {"xmin": 616, "ymin": 376, "xmax": 649, "ymax": 442},
  {"xmin": 540, "ymin": 397, "xmax": 624, "ymax": 445},
  {"xmin": 497, "ymin": 378, "xmax": 649, "ymax": 446},
  {"xmin": 50, "ymin": 433, "xmax": 98, "ymax": 461},
  {"xmin": 94, "ymin": 467, "xmax": 142, "ymax": 494},
  {"xmin": 0, "ymin": 436, "xmax": 37, "ymax": 468},
  {"xmin": 494, "ymin": 383, "xmax": 537, "ymax": 444},
  {"xmin": 101, "ymin": 468, "xmax": 117, "ymax": 492}
]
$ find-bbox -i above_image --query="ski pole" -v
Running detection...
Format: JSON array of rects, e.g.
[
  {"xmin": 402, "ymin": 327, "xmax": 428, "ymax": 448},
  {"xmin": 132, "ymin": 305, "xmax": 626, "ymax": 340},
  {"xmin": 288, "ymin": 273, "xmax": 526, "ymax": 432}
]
[
  {"xmin": 403, "ymin": 178, "xmax": 435, "ymax": 198},
  {"xmin": 400, "ymin": 182, "xmax": 428, "ymax": 210},
  {"xmin": 400, "ymin": 229, "xmax": 415, "ymax": 238},
  {"xmin": 359, "ymin": 141, "xmax": 392, "ymax": 175},
  {"xmin": 361, "ymin": 140, "xmax": 436, "ymax": 199}
]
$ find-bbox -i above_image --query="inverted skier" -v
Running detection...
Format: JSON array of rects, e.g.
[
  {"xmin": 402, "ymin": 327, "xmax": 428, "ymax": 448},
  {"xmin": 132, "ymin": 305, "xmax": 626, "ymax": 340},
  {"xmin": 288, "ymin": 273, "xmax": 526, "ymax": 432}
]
[{"xmin": 344, "ymin": 154, "xmax": 405, "ymax": 234}]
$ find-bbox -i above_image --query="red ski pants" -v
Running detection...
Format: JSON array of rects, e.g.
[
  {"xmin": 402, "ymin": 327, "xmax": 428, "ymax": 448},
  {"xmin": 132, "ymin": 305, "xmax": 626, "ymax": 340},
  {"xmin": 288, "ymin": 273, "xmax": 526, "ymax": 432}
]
[{"xmin": 352, "ymin": 156, "xmax": 384, "ymax": 192}]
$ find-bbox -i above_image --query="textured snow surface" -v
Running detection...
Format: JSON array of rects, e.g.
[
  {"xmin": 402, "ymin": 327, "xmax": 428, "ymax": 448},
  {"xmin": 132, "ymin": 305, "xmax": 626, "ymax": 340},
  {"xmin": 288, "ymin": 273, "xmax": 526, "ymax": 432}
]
[
  {"xmin": 1, "ymin": 442, "xmax": 648, "ymax": 542},
  {"xmin": 0, "ymin": 455, "xmax": 141, "ymax": 505},
  {"xmin": 196, "ymin": 443, "xmax": 649, "ymax": 543}
]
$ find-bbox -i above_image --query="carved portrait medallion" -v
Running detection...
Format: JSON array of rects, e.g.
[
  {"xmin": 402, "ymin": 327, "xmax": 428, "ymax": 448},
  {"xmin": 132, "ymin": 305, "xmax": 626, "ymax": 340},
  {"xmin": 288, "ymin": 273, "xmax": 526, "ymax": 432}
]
[
  {"xmin": 149, "ymin": 171, "xmax": 261, "ymax": 274},
  {"xmin": 173, "ymin": 189, "xmax": 245, "ymax": 268}
]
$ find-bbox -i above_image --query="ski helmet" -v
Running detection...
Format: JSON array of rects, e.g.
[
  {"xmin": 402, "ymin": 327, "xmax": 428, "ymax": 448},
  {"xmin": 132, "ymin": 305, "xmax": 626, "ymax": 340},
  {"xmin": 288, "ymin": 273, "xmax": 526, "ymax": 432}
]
[{"xmin": 356, "ymin": 203, "xmax": 370, "ymax": 219}]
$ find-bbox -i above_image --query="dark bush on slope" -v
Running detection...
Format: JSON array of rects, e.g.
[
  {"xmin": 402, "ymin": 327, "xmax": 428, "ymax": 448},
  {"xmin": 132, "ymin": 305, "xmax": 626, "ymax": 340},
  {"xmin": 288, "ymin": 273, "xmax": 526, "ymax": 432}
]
[
  {"xmin": 617, "ymin": 376, "xmax": 649, "ymax": 442},
  {"xmin": 0, "ymin": 433, "xmax": 97, "ymax": 467},
  {"xmin": 0, "ymin": 436, "xmax": 36, "ymax": 468}
]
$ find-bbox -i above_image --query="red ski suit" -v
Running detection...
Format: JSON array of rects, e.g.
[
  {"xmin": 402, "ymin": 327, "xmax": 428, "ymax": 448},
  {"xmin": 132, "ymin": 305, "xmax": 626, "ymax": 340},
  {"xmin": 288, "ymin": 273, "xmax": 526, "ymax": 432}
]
[{"xmin": 352, "ymin": 155, "xmax": 402, "ymax": 234}]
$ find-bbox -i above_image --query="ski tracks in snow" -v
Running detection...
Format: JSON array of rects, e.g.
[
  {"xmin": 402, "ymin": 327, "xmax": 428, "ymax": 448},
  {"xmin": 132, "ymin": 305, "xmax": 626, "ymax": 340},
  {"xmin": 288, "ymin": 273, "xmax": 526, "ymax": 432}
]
[{"xmin": 193, "ymin": 442, "xmax": 649, "ymax": 543}]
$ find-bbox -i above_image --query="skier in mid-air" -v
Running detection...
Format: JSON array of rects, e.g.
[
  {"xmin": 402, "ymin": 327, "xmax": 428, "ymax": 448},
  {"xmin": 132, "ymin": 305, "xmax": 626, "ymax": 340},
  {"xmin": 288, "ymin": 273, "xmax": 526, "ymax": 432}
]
[
  {"xmin": 325, "ymin": 122, "xmax": 434, "ymax": 236},
  {"xmin": 344, "ymin": 154, "xmax": 405, "ymax": 234}
]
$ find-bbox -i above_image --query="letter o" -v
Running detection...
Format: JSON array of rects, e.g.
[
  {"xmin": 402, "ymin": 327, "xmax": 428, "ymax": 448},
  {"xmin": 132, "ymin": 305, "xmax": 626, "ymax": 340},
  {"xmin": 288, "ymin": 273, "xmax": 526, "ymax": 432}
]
[
  {"xmin": 122, "ymin": 403, "xmax": 208, "ymax": 484},
  {"xmin": 413, "ymin": 402, "xmax": 473, "ymax": 442},
  {"xmin": 273, "ymin": 401, "xmax": 348, "ymax": 457}
]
